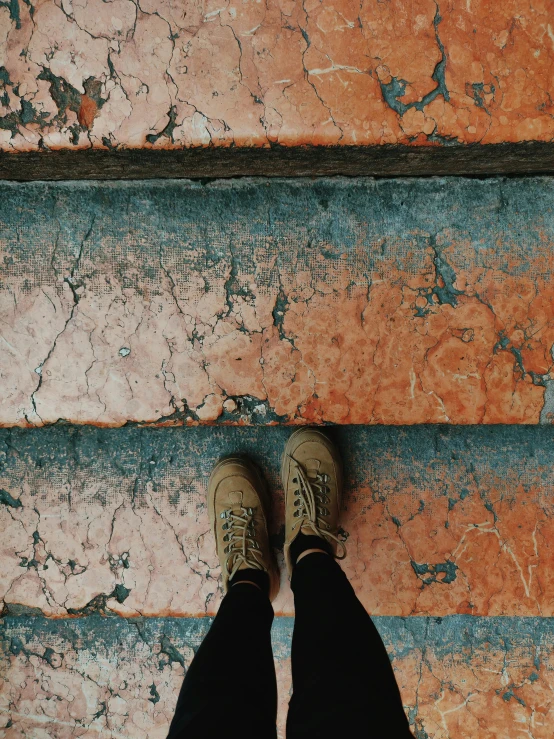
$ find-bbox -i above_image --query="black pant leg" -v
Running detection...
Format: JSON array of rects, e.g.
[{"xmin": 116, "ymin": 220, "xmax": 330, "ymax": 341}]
[
  {"xmin": 286, "ymin": 553, "xmax": 414, "ymax": 739},
  {"xmin": 167, "ymin": 583, "xmax": 277, "ymax": 739}
]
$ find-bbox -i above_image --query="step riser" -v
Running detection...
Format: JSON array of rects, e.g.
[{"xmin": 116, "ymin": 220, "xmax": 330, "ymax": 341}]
[
  {"xmin": 2, "ymin": 179, "xmax": 554, "ymax": 427},
  {"xmin": 1, "ymin": 615, "xmax": 551, "ymax": 739},
  {"xmin": 2, "ymin": 426, "xmax": 554, "ymax": 618}
]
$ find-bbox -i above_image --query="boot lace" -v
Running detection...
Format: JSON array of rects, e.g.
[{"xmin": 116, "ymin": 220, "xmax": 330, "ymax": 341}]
[
  {"xmin": 220, "ymin": 506, "xmax": 266, "ymax": 580},
  {"xmin": 290, "ymin": 459, "xmax": 346, "ymax": 559}
]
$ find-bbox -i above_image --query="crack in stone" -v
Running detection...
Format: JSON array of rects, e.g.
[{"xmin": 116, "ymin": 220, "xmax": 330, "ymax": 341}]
[{"xmin": 378, "ymin": 2, "xmax": 449, "ymax": 121}]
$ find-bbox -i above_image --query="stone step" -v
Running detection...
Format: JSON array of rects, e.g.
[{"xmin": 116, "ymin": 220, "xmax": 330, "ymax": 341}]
[
  {"xmin": 1, "ymin": 0, "xmax": 552, "ymax": 161},
  {"xmin": 2, "ymin": 177, "xmax": 554, "ymax": 427},
  {"xmin": 2, "ymin": 425, "xmax": 554, "ymax": 619},
  {"xmin": 1, "ymin": 614, "xmax": 552, "ymax": 738}
]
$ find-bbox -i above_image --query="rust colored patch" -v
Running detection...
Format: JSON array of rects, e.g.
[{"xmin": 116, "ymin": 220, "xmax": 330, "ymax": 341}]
[{"xmin": 77, "ymin": 94, "xmax": 98, "ymax": 129}]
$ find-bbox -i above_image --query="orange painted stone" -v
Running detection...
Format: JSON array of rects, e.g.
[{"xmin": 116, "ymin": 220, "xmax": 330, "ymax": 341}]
[
  {"xmin": 2, "ymin": 425, "xmax": 554, "ymax": 619},
  {"xmin": 77, "ymin": 95, "xmax": 98, "ymax": 129},
  {"xmin": 0, "ymin": 0, "xmax": 552, "ymax": 152},
  {"xmin": 1, "ymin": 615, "xmax": 552, "ymax": 738},
  {"xmin": 2, "ymin": 178, "xmax": 554, "ymax": 427}
]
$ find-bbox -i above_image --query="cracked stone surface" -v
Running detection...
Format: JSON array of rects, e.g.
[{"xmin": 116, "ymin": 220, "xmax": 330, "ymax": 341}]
[
  {"xmin": 2, "ymin": 615, "xmax": 554, "ymax": 738},
  {"xmin": 0, "ymin": 0, "xmax": 553, "ymax": 152},
  {"xmin": 2, "ymin": 425, "xmax": 554, "ymax": 619},
  {"xmin": 3, "ymin": 177, "xmax": 554, "ymax": 427}
]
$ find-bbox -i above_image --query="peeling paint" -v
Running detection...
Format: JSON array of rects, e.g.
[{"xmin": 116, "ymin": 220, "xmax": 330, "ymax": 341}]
[
  {"xmin": 0, "ymin": 487, "xmax": 22, "ymax": 508},
  {"xmin": 0, "ymin": 0, "xmax": 551, "ymax": 151}
]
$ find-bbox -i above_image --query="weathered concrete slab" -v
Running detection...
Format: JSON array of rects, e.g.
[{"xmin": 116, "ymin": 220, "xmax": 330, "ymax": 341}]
[
  {"xmin": 2, "ymin": 425, "xmax": 554, "ymax": 619},
  {"xmin": 1, "ymin": 614, "xmax": 552, "ymax": 738},
  {"xmin": 1, "ymin": 0, "xmax": 553, "ymax": 155},
  {"xmin": 2, "ymin": 178, "xmax": 554, "ymax": 427}
]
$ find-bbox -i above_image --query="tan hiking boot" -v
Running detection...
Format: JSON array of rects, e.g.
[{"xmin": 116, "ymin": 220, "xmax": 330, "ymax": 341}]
[
  {"xmin": 208, "ymin": 457, "xmax": 279, "ymax": 601},
  {"xmin": 281, "ymin": 428, "xmax": 346, "ymax": 576}
]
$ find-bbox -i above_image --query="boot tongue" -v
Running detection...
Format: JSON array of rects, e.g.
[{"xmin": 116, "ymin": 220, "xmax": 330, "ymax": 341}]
[
  {"xmin": 228, "ymin": 491, "xmax": 244, "ymax": 507},
  {"xmin": 305, "ymin": 458, "xmax": 321, "ymax": 480}
]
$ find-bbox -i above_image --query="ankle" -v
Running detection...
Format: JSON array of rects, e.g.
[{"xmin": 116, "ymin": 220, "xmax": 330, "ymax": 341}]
[
  {"xmin": 296, "ymin": 548, "xmax": 330, "ymax": 565},
  {"xmin": 228, "ymin": 568, "xmax": 270, "ymax": 596},
  {"xmin": 231, "ymin": 580, "xmax": 262, "ymax": 591},
  {"xmin": 289, "ymin": 531, "xmax": 333, "ymax": 568}
]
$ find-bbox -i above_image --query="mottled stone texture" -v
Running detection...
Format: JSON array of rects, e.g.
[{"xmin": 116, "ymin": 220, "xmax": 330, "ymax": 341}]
[
  {"xmin": 0, "ymin": 0, "xmax": 553, "ymax": 152},
  {"xmin": 2, "ymin": 614, "xmax": 553, "ymax": 738},
  {"xmin": 2, "ymin": 177, "xmax": 554, "ymax": 427},
  {"xmin": 2, "ymin": 425, "xmax": 554, "ymax": 619}
]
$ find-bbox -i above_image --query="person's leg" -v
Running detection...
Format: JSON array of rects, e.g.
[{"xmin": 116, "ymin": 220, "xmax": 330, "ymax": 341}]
[
  {"xmin": 167, "ymin": 457, "xmax": 280, "ymax": 739},
  {"xmin": 167, "ymin": 578, "xmax": 277, "ymax": 739},
  {"xmin": 281, "ymin": 429, "xmax": 414, "ymax": 738},
  {"xmin": 287, "ymin": 549, "xmax": 414, "ymax": 737}
]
